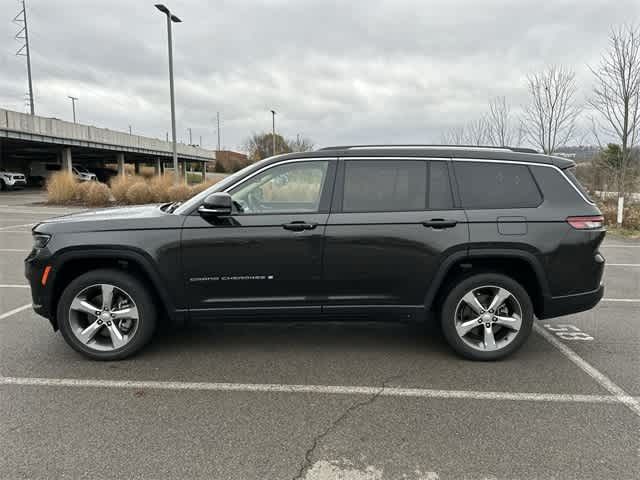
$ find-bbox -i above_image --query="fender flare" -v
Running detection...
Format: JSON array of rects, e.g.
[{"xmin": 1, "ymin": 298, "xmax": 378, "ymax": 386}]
[
  {"xmin": 49, "ymin": 246, "xmax": 179, "ymax": 322},
  {"xmin": 424, "ymin": 248, "xmax": 550, "ymax": 309}
]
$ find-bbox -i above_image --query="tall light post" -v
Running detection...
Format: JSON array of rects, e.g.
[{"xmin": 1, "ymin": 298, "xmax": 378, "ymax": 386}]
[
  {"xmin": 68, "ymin": 96, "xmax": 78, "ymax": 123},
  {"xmin": 270, "ymin": 109, "xmax": 277, "ymax": 156},
  {"xmin": 155, "ymin": 4, "xmax": 182, "ymax": 184}
]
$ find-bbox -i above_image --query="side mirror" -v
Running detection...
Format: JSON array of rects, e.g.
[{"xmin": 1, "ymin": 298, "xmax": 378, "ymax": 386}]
[{"xmin": 198, "ymin": 192, "xmax": 232, "ymax": 216}]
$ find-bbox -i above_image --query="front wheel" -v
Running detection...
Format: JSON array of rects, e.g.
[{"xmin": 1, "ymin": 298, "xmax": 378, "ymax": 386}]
[
  {"xmin": 57, "ymin": 269, "xmax": 157, "ymax": 360},
  {"xmin": 441, "ymin": 273, "xmax": 534, "ymax": 361}
]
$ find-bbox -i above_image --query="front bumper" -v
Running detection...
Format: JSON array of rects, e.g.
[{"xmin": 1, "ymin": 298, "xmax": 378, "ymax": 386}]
[
  {"xmin": 24, "ymin": 249, "xmax": 56, "ymax": 328},
  {"xmin": 539, "ymin": 283, "xmax": 604, "ymax": 319},
  {"xmin": 6, "ymin": 179, "xmax": 26, "ymax": 189}
]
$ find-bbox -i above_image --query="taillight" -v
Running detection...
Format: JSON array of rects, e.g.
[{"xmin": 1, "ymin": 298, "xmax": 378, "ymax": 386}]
[{"xmin": 566, "ymin": 215, "xmax": 604, "ymax": 230}]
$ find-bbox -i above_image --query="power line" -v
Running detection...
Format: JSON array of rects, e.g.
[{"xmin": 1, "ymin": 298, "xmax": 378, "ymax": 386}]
[{"xmin": 13, "ymin": 0, "xmax": 34, "ymax": 115}]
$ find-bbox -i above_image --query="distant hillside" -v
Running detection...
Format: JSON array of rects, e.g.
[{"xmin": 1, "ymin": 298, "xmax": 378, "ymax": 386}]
[{"xmin": 554, "ymin": 146, "xmax": 600, "ymax": 163}]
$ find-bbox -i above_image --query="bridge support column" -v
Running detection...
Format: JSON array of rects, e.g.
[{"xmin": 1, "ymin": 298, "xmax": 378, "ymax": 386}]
[
  {"xmin": 134, "ymin": 161, "xmax": 140, "ymax": 175},
  {"xmin": 0, "ymin": 139, "xmax": 4, "ymax": 169},
  {"xmin": 201, "ymin": 161, "xmax": 207, "ymax": 183},
  {"xmin": 116, "ymin": 153, "xmax": 125, "ymax": 176},
  {"xmin": 62, "ymin": 147, "xmax": 73, "ymax": 172},
  {"xmin": 154, "ymin": 158, "xmax": 162, "ymax": 176}
]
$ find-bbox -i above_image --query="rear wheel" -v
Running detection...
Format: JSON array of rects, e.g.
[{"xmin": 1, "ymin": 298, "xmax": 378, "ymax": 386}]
[
  {"xmin": 441, "ymin": 273, "xmax": 533, "ymax": 360},
  {"xmin": 57, "ymin": 269, "xmax": 157, "ymax": 360}
]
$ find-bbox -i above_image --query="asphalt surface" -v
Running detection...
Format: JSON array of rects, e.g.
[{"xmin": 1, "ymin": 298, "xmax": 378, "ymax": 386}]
[{"xmin": 0, "ymin": 191, "xmax": 638, "ymax": 480}]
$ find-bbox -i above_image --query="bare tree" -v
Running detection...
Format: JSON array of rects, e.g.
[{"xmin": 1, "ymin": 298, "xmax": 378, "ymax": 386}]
[
  {"xmin": 487, "ymin": 96, "xmax": 513, "ymax": 146},
  {"xmin": 522, "ymin": 65, "xmax": 581, "ymax": 154},
  {"xmin": 287, "ymin": 134, "xmax": 315, "ymax": 152},
  {"xmin": 589, "ymin": 24, "xmax": 640, "ymax": 198},
  {"xmin": 466, "ymin": 117, "xmax": 490, "ymax": 145},
  {"xmin": 441, "ymin": 126, "xmax": 467, "ymax": 145}
]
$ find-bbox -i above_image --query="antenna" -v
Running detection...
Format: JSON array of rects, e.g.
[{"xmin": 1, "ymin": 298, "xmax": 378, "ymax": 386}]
[{"xmin": 13, "ymin": 0, "xmax": 34, "ymax": 115}]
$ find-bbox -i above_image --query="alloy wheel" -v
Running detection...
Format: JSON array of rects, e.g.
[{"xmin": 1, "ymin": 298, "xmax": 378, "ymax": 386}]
[
  {"xmin": 68, "ymin": 283, "xmax": 139, "ymax": 351},
  {"xmin": 453, "ymin": 285, "xmax": 523, "ymax": 352}
]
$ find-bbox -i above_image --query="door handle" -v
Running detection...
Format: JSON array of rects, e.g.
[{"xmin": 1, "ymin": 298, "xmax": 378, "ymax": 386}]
[
  {"xmin": 282, "ymin": 221, "xmax": 317, "ymax": 231},
  {"xmin": 422, "ymin": 219, "xmax": 458, "ymax": 229}
]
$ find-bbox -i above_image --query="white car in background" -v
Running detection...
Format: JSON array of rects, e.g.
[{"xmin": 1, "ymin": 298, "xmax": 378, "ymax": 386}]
[
  {"xmin": 0, "ymin": 168, "xmax": 27, "ymax": 190},
  {"xmin": 73, "ymin": 166, "xmax": 98, "ymax": 182}
]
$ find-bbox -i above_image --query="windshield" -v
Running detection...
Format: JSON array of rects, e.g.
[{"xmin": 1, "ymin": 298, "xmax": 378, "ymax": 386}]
[{"xmin": 173, "ymin": 158, "xmax": 272, "ymax": 215}]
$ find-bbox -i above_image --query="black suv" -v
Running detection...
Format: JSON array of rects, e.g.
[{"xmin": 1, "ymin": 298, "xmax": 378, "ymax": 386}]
[{"xmin": 25, "ymin": 146, "xmax": 606, "ymax": 361}]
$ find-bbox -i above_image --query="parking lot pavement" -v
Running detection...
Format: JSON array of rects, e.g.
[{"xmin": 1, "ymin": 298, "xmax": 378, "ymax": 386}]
[{"xmin": 1, "ymin": 199, "xmax": 639, "ymax": 479}]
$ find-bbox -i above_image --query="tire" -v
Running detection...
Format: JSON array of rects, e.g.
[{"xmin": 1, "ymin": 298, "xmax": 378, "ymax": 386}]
[
  {"xmin": 57, "ymin": 269, "xmax": 157, "ymax": 360},
  {"xmin": 440, "ymin": 273, "xmax": 534, "ymax": 361}
]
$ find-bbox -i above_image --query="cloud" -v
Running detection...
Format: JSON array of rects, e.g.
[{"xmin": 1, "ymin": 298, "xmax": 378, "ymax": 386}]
[{"xmin": 1, "ymin": 0, "xmax": 638, "ymax": 150}]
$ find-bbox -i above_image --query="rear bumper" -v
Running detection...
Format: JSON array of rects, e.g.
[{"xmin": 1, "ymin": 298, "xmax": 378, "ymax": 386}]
[{"xmin": 539, "ymin": 284, "xmax": 604, "ymax": 319}]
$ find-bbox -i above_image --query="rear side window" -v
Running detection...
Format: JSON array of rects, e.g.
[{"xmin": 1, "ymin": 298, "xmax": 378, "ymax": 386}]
[
  {"xmin": 343, "ymin": 160, "xmax": 427, "ymax": 212},
  {"xmin": 454, "ymin": 161, "xmax": 542, "ymax": 209},
  {"xmin": 563, "ymin": 167, "xmax": 593, "ymax": 203}
]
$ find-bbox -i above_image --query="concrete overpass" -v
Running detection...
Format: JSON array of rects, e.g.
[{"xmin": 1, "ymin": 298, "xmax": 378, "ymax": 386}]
[{"xmin": 0, "ymin": 108, "xmax": 215, "ymax": 179}]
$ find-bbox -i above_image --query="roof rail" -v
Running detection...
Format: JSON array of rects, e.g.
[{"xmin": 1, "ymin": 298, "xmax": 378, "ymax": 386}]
[{"xmin": 317, "ymin": 144, "xmax": 539, "ymax": 154}]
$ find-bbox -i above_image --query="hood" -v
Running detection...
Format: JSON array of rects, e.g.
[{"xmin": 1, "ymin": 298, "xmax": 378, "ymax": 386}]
[
  {"xmin": 0, "ymin": 171, "xmax": 23, "ymax": 176},
  {"xmin": 35, "ymin": 204, "xmax": 185, "ymax": 234}
]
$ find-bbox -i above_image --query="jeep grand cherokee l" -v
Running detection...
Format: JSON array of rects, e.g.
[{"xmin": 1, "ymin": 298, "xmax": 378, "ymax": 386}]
[{"xmin": 25, "ymin": 145, "xmax": 605, "ymax": 361}]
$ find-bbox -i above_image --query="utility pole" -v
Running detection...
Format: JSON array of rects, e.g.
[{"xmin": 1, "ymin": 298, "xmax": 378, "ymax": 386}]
[
  {"xmin": 14, "ymin": 0, "xmax": 34, "ymax": 115},
  {"xmin": 270, "ymin": 109, "xmax": 277, "ymax": 156},
  {"xmin": 68, "ymin": 96, "xmax": 78, "ymax": 123},
  {"xmin": 199, "ymin": 135, "xmax": 202, "ymax": 146},
  {"xmin": 188, "ymin": 127, "xmax": 192, "ymax": 145},
  {"xmin": 129, "ymin": 125, "xmax": 132, "ymax": 135},
  {"xmin": 216, "ymin": 112, "xmax": 221, "ymax": 151},
  {"xmin": 156, "ymin": 4, "xmax": 182, "ymax": 185}
]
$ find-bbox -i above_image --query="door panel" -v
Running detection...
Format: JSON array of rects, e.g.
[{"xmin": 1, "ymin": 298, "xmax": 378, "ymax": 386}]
[
  {"xmin": 181, "ymin": 158, "xmax": 336, "ymax": 318},
  {"xmin": 323, "ymin": 210, "xmax": 469, "ymax": 306}
]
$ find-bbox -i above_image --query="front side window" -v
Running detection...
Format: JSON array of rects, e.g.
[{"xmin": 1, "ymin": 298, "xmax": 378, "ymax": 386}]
[
  {"xmin": 342, "ymin": 160, "xmax": 427, "ymax": 212},
  {"xmin": 454, "ymin": 161, "xmax": 542, "ymax": 209},
  {"xmin": 229, "ymin": 161, "xmax": 329, "ymax": 214}
]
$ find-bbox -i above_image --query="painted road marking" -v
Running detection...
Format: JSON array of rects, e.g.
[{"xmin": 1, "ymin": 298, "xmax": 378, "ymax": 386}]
[
  {"xmin": 602, "ymin": 298, "xmax": 640, "ymax": 303},
  {"xmin": 0, "ymin": 375, "xmax": 626, "ymax": 406},
  {"xmin": 0, "ymin": 304, "xmax": 32, "ymax": 320},
  {"xmin": 606, "ymin": 264, "xmax": 640, "ymax": 267},
  {"xmin": 601, "ymin": 245, "xmax": 640, "ymax": 248},
  {"xmin": 544, "ymin": 324, "xmax": 593, "ymax": 341},
  {"xmin": 0, "ymin": 230, "xmax": 32, "ymax": 233},
  {"xmin": 534, "ymin": 324, "xmax": 640, "ymax": 417},
  {"xmin": 0, "ymin": 223, "xmax": 34, "ymax": 231},
  {"xmin": 0, "ymin": 284, "xmax": 30, "ymax": 288},
  {"xmin": 0, "ymin": 249, "xmax": 30, "ymax": 253}
]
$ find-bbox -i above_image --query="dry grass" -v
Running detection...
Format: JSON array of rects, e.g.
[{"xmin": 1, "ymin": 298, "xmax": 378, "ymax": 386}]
[
  {"xmin": 167, "ymin": 183, "xmax": 193, "ymax": 202},
  {"xmin": 599, "ymin": 200, "xmax": 640, "ymax": 230},
  {"xmin": 110, "ymin": 175, "xmax": 144, "ymax": 203},
  {"xmin": 46, "ymin": 171, "xmax": 78, "ymax": 204},
  {"xmin": 149, "ymin": 174, "xmax": 175, "ymax": 202},
  {"xmin": 190, "ymin": 179, "xmax": 219, "ymax": 196},
  {"xmin": 126, "ymin": 181, "xmax": 153, "ymax": 204},
  {"xmin": 85, "ymin": 182, "xmax": 112, "ymax": 207}
]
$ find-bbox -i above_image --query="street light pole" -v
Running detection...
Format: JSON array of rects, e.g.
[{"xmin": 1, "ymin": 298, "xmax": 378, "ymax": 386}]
[
  {"xmin": 68, "ymin": 96, "xmax": 78, "ymax": 123},
  {"xmin": 270, "ymin": 109, "xmax": 277, "ymax": 156},
  {"xmin": 155, "ymin": 4, "xmax": 182, "ymax": 185}
]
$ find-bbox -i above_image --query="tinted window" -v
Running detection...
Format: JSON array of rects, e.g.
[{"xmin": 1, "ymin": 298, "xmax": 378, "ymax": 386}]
[
  {"xmin": 455, "ymin": 161, "xmax": 542, "ymax": 209},
  {"xmin": 563, "ymin": 167, "xmax": 593, "ymax": 203},
  {"xmin": 429, "ymin": 161, "xmax": 453, "ymax": 209},
  {"xmin": 230, "ymin": 161, "xmax": 328, "ymax": 214},
  {"xmin": 343, "ymin": 160, "xmax": 427, "ymax": 212}
]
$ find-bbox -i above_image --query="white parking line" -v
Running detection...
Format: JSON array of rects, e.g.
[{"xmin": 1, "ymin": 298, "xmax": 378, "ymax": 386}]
[
  {"xmin": 0, "ymin": 304, "xmax": 32, "ymax": 320},
  {"xmin": 534, "ymin": 324, "xmax": 640, "ymax": 417},
  {"xmin": 0, "ymin": 249, "xmax": 30, "ymax": 253},
  {"xmin": 602, "ymin": 298, "xmax": 640, "ymax": 303},
  {"xmin": 0, "ymin": 230, "xmax": 32, "ymax": 233},
  {"xmin": 0, "ymin": 223, "xmax": 34, "ymax": 231},
  {"xmin": 0, "ymin": 375, "xmax": 626, "ymax": 406},
  {"xmin": 0, "ymin": 284, "xmax": 30, "ymax": 289},
  {"xmin": 606, "ymin": 264, "xmax": 640, "ymax": 267},
  {"xmin": 601, "ymin": 245, "xmax": 640, "ymax": 248}
]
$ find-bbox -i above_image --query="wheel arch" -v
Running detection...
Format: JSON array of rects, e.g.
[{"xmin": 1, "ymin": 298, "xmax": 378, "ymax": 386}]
[
  {"xmin": 48, "ymin": 247, "xmax": 183, "ymax": 329},
  {"xmin": 425, "ymin": 249, "xmax": 550, "ymax": 318}
]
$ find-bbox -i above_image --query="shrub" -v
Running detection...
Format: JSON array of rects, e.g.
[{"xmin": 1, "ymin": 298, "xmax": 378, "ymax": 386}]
[
  {"xmin": 149, "ymin": 174, "xmax": 174, "ymax": 203},
  {"xmin": 46, "ymin": 171, "xmax": 78, "ymax": 204},
  {"xmin": 190, "ymin": 179, "xmax": 219, "ymax": 196},
  {"xmin": 85, "ymin": 182, "xmax": 111, "ymax": 207},
  {"xmin": 110, "ymin": 175, "xmax": 143, "ymax": 203},
  {"xmin": 167, "ymin": 183, "xmax": 193, "ymax": 202},
  {"xmin": 75, "ymin": 180, "xmax": 93, "ymax": 202},
  {"xmin": 125, "ymin": 181, "xmax": 153, "ymax": 205}
]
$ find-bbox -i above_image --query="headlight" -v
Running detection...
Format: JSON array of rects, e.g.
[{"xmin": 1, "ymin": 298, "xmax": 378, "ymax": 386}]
[{"xmin": 33, "ymin": 233, "xmax": 51, "ymax": 249}]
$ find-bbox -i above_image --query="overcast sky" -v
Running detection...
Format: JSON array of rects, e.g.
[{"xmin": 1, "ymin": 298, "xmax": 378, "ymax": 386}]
[{"xmin": 1, "ymin": 0, "xmax": 638, "ymax": 152}]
